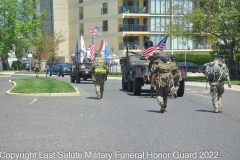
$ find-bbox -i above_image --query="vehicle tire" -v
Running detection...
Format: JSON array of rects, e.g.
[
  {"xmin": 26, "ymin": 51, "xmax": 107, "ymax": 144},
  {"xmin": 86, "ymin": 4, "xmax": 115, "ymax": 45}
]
[
  {"xmin": 133, "ymin": 78, "xmax": 142, "ymax": 95},
  {"xmin": 57, "ymin": 72, "xmax": 60, "ymax": 77},
  {"xmin": 127, "ymin": 76, "xmax": 133, "ymax": 92},
  {"xmin": 62, "ymin": 75, "xmax": 64, "ymax": 77},
  {"xmin": 70, "ymin": 75, "xmax": 75, "ymax": 83},
  {"xmin": 122, "ymin": 74, "xmax": 127, "ymax": 90},
  {"xmin": 76, "ymin": 73, "xmax": 81, "ymax": 83},
  {"xmin": 177, "ymin": 79, "xmax": 185, "ymax": 97},
  {"xmin": 83, "ymin": 78, "xmax": 87, "ymax": 81}
]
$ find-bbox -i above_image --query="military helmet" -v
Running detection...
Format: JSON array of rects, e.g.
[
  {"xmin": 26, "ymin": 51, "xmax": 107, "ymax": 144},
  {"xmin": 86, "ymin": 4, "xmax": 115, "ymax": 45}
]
[
  {"xmin": 171, "ymin": 57, "xmax": 176, "ymax": 62},
  {"xmin": 161, "ymin": 56, "xmax": 169, "ymax": 63},
  {"xmin": 95, "ymin": 53, "xmax": 102, "ymax": 58}
]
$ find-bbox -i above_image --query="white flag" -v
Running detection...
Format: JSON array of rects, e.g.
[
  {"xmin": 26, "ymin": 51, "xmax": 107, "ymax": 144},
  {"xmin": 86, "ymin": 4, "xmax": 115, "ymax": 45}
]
[{"xmin": 80, "ymin": 34, "xmax": 86, "ymax": 62}]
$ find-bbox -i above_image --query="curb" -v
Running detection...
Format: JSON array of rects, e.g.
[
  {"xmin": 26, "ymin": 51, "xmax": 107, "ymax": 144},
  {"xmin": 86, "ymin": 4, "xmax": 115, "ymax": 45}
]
[{"xmin": 5, "ymin": 80, "xmax": 81, "ymax": 97}]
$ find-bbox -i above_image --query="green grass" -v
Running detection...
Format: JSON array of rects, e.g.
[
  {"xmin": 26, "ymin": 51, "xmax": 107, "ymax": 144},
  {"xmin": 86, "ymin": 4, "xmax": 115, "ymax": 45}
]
[
  {"xmin": 11, "ymin": 78, "xmax": 77, "ymax": 93},
  {"xmin": 186, "ymin": 76, "xmax": 240, "ymax": 85},
  {"xmin": 14, "ymin": 70, "xmax": 46, "ymax": 74}
]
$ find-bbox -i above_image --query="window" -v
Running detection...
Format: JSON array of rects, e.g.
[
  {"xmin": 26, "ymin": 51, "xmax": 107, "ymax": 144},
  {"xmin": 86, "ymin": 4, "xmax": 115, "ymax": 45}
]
[
  {"xmin": 102, "ymin": 3, "xmax": 108, "ymax": 14},
  {"xmin": 150, "ymin": 0, "xmax": 170, "ymax": 14},
  {"xmin": 103, "ymin": 21, "xmax": 108, "ymax": 31},
  {"xmin": 50, "ymin": 1, "xmax": 53, "ymax": 13},
  {"xmin": 51, "ymin": 16, "xmax": 54, "ymax": 29},
  {"xmin": 150, "ymin": 16, "xmax": 169, "ymax": 32},
  {"xmin": 150, "ymin": 35, "xmax": 170, "ymax": 50}
]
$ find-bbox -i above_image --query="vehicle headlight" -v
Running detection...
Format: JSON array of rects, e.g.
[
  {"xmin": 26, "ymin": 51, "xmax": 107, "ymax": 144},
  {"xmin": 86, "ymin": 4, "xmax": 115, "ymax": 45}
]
[{"xmin": 81, "ymin": 65, "xmax": 85, "ymax": 69}]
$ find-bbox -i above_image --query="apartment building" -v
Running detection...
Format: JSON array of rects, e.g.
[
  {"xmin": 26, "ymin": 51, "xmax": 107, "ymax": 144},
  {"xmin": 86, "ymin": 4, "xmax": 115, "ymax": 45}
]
[{"xmin": 48, "ymin": 0, "xmax": 213, "ymax": 63}]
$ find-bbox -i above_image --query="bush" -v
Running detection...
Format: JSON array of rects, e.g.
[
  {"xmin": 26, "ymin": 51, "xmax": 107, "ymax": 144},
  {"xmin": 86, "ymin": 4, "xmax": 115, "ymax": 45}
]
[
  {"xmin": 108, "ymin": 72, "xmax": 122, "ymax": 75},
  {"xmin": 236, "ymin": 54, "xmax": 240, "ymax": 60},
  {"xmin": 11, "ymin": 61, "xmax": 23, "ymax": 70},
  {"xmin": 175, "ymin": 53, "xmax": 214, "ymax": 65}
]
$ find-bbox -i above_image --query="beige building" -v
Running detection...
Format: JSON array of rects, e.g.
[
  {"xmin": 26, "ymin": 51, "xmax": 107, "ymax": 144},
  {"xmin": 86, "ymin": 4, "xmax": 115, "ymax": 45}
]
[{"xmin": 45, "ymin": 0, "xmax": 213, "ymax": 63}]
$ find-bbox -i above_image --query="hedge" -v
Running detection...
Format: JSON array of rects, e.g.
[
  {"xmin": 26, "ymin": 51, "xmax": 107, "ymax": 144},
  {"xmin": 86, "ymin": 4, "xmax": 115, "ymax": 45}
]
[
  {"xmin": 108, "ymin": 72, "xmax": 122, "ymax": 75},
  {"xmin": 175, "ymin": 54, "xmax": 214, "ymax": 65},
  {"xmin": 11, "ymin": 61, "xmax": 23, "ymax": 70}
]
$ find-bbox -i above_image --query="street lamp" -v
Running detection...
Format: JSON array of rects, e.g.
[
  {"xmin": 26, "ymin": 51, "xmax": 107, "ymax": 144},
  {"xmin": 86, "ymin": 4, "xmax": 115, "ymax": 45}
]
[
  {"xmin": 111, "ymin": 47, "xmax": 114, "ymax": 72},
  {"xmin": 183, "ymin": 41, "xmax": 187, "ymax": 76}
]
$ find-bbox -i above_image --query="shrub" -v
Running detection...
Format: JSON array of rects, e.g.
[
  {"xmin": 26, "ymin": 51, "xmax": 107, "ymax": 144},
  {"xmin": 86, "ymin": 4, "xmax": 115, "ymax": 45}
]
[
  {"xmin": 11, "ymin": 61, "xmax": 23, "ymax": 70},
  {"xmin": 175, "ymin": 53, "xmax": 214, "ymax": 65}
]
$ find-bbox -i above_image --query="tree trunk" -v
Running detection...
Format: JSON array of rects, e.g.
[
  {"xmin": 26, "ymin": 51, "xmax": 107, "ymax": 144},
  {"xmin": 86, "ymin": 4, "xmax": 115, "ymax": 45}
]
[{"xmin": 1, "ymin": 55, "xmax": 10, "ymax": 70}]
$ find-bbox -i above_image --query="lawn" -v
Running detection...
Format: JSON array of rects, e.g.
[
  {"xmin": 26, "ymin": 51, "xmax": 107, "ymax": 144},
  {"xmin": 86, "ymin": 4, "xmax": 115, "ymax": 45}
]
[
  {"xmin": 11, "ymin": 78, "xmax": 77, "ymax": 93},
  {"xmin": 186, "ymin": 76, "xmax": 240, "ymax": 85},
  {"xmin": 14, "ymin": 70, "xmax": 46, "ymax": 74}
]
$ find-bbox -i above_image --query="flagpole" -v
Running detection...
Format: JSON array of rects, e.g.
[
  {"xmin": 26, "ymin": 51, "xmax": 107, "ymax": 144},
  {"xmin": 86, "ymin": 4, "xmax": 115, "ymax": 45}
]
[{"xmin": 80, "ymin": 34, "xmax": 83, "ymax": 63}]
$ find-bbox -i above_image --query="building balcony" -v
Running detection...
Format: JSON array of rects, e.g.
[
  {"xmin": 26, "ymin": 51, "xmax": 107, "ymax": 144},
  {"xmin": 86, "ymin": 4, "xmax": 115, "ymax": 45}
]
[
  {"xmin": 118, "ymin": 24, "xmax": 149, "ymax": 32},
  {"xmin": 118, "ymin": 6, "xmax": 149, "ymax": 14},
  {"xmin": 79, "ymin": 13, "xmax": 83, "ymax": 20}
]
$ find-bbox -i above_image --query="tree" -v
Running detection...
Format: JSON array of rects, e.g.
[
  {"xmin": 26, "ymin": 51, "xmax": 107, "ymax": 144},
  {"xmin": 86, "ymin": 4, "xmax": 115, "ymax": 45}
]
[
  {"xmin": 0, "ymin": 0, "xmax": 48, "ymax": 69},
  {"xmin": 32, "ymin": 30, "xmax": 67, "ymax": 62},
  {"xmin": 159, "ymin": 0, "xmax": 240, "ymax": 77}
]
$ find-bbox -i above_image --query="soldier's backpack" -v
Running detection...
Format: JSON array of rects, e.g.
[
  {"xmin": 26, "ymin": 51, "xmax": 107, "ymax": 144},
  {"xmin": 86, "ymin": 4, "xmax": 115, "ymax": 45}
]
[
  {"xmin": 206, "ymin": 62, "xmax": 224, "ymax": 81},
  {"xmin": 150, "ymin": 59, "xmax": 159, "ymax": 72},
  {"xmin": 171, "ymin": 62, "xmax": 180, "ymax": 79},
  {"xmin": 94, "ymin": 59, "xmax": 107, "ymax": 76},
  {"xmin": 155, "ymin": 62, "xmax": 172, "ymax": 87}
]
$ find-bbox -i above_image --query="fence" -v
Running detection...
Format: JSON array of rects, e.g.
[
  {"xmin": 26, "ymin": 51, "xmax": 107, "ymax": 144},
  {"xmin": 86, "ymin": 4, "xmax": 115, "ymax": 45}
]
[{"xmin": 108, "ymin": 58, "xmax": 121, "ymax": 72}]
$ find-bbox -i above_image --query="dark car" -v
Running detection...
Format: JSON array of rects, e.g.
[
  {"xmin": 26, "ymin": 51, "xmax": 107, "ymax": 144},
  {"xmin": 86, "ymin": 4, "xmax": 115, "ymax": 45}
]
[
  {"xmin": 177, "ymin": 62, "xmax": 200, "ymax": 73},
  {"xmin": 199, "ymin": 63, "xmax": 209, "ymax": 74},
  {"xmin": 50, "ymin": 64, "xmax": 71, "ymax": 77}
]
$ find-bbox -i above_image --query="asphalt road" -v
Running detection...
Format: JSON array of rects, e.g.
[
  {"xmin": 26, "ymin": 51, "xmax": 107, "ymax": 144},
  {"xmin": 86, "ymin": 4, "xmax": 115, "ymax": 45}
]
[{"xmin": 0, "ymin": 75, "xmax": 239, "ymax": 160}]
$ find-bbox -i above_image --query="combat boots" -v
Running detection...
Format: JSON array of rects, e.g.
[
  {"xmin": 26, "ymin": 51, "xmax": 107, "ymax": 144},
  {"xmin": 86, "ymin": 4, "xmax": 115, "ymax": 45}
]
[{"xmin": 150, "ymin": 86, "xmax": 154, "ymax": 97}]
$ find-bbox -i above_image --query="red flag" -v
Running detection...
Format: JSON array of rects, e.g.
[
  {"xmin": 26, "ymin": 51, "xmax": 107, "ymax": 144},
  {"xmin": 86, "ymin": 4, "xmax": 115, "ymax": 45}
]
[{"xmin": 89, "ymin": 35, "xmax": 95, "ymax": 60}]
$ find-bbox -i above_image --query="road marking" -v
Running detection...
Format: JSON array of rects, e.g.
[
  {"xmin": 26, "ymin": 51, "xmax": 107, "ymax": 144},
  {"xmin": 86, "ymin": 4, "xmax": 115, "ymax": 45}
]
[
  {"xmin": 29, "ymin": 98, "xmax": 37, "ymax": 106},
  {"xmin": 186, "ymin": 91, "xmax": 211, "ymax": 99}
]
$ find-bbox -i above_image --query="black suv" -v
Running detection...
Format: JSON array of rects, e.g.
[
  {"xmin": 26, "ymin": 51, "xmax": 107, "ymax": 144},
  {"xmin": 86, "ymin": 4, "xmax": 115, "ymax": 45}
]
[{"xmin": 50, "ymin": 64, "xmax": 71, "ymax": 77}]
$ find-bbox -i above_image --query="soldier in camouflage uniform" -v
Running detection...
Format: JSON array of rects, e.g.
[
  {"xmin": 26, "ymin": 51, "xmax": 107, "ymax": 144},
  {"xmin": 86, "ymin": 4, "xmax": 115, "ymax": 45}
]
[
  {"xmin": 151, "ymin": 57, "xmax": 175, "ymax": 113},
  {"xmin": 148, "ymin": 54, "xmax": 160, "ymax": 97},
  {"xmin": 205, "ymin": 57, "xmax": 232, "ymax": 113},
  {"xmin": 91, "ymin": 54, "xmax": 108, "ymax": 99},
  {"xmin": 170, "ymin": 57, "xmax": 182, "ymax": 98},
  {"xmin": 33, "ymin": 60, "xmax": 40, "ymax": 78}
]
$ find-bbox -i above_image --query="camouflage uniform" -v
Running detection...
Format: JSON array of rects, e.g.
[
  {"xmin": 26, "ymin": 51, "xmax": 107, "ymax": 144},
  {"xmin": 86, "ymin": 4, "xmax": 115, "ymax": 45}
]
[
  {"xmin": 33, "ymin": 60, "xmax": 40, "ymax": 78},
  {"xmin": 153, "ymin": 58, "xmax": 173, "ymax": 113},
  {"xmin": 170, "ymin": 61, "xmax": 180, "ymax": 98},
  {"xmin": 148, "ymin": 56, "xmax": 159, "ymax": 97},
  {"xmin": 91, "ymin": 54, "xmax": 108, "ymax": 99},
  {"xmin": 205, "ymin": 61, "xmax": 229, "ymax": 113}
]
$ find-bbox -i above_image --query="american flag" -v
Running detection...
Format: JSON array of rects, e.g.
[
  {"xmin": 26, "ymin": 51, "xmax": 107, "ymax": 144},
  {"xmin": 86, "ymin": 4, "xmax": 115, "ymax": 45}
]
[
  {"xmin": 90, "ymin": 26, "xmax": 100, "ymax": 36},
  {"xmin": 89, "ymin": 35, "xmax": 95, "ymax": 60},
  {"xmin": 144, "ymin": 36, "xmax": 168, "ymax": 60}
]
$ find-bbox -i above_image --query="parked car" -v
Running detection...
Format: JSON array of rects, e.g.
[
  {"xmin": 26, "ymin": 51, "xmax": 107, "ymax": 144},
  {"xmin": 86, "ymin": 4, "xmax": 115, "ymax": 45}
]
[
  {"xmin": 176, "ymin": 62, "xmax": 200, "ymax": 73},
  {"xmin": 199, "ymin": 63, "xmax": 209, "ymax": 74},
  {"xmin": 50, "ymin": 64, "xmax": 71, "ymax": 77}
]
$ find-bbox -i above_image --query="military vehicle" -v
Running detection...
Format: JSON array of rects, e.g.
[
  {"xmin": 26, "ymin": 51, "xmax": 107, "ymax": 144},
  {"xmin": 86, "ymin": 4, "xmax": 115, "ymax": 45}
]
[
  {"xmin": 120, "ymin": 47, "xmax": 185, "ymax": 96},
  {"xmin": 70, "ymin": 50, "xmax": 92, "ymax": 83}
]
